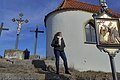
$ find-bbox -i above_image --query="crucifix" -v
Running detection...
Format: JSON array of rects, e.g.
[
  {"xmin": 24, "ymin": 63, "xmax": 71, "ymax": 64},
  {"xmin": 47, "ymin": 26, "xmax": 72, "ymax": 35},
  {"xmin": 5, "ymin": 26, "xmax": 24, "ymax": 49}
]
[
  {"xmin": 12, "ymin": 13, "xmax": 28, "ymax": 49},
  {"xmin": 0, "ymin": 22, "xmax": 9, "ymax": 36},
  {"xmin": 30, "ymin": 25, "xmax": 44, "ymax": 56}
]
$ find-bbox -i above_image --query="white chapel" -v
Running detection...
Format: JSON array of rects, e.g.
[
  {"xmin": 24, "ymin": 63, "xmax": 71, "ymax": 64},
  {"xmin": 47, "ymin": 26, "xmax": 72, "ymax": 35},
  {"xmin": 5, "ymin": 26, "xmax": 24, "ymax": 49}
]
[{"xmin": 45, "ymin": 0, "xmax": 120, "ymax": 72}]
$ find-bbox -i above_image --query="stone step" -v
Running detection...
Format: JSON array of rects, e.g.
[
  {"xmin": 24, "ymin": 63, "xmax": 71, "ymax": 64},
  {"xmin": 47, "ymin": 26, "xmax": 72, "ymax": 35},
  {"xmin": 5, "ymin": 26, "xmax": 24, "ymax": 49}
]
[
  {"xmin": 0, "ymin": 72, "xmax": 71, "ymax": 80},
  {"xmin": 0, "ymin": 73, "xmax": 45, "ymax": 80}
]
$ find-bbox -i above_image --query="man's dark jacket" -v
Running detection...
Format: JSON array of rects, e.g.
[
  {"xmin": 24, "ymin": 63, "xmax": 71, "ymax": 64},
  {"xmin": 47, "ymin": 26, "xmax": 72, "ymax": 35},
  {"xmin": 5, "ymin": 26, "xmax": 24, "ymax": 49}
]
[{"xmin": 51, "ymin": 37, "xmax": 66, "ymax": 51}]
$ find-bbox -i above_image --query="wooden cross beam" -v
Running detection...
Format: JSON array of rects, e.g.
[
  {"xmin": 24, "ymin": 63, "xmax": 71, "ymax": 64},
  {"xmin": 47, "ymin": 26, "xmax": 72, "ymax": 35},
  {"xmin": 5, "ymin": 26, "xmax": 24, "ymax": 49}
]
[
  {"xmin": 30, "ymin": 25, "xmax": 44, "ymax": 57},
  {"xmin": 0, "ymin": 22, "xmax": 9, "ymax": 36}
]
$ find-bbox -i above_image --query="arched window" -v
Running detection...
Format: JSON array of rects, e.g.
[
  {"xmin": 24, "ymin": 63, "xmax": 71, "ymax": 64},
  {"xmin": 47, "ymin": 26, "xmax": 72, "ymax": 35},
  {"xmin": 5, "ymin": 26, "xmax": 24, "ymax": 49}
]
[{"xmin": 85, "ymin": 22, "xmax": 96, "ymax": 43}]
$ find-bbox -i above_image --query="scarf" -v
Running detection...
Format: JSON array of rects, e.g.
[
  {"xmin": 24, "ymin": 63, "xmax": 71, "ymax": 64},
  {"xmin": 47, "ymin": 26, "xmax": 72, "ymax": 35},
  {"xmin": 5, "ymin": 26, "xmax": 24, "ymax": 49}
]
[{"xmin": 57, "ymin": 36, "xmax": 62, "ymax": 46}]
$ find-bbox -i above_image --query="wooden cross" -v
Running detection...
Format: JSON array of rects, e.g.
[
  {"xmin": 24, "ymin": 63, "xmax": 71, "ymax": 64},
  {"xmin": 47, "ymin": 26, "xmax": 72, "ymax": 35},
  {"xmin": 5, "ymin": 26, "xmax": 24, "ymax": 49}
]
[
  {"xmin": 0, "ymin": 22, "xmax": 9, "ymax": 36},
  {"xmin": 30, "ymin": 25, "xmax": 44, "ymax": 56}
]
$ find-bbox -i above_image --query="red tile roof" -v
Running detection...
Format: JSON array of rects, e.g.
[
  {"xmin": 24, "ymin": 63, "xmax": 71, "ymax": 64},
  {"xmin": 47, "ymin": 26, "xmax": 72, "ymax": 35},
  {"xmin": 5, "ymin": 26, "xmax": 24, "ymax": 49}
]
[
  {"xmin": 57, "ymin": 0, "xmax": 101, "ymax": 13},
  {"xmin": 45, "ymin": 0, "xmax": 120, "ymax": 25}
]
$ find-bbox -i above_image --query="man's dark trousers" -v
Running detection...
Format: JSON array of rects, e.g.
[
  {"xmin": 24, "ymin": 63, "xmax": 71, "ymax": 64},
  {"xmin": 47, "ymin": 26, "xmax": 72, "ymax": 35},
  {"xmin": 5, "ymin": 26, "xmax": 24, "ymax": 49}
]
[{"xmin": 54, "ymin": 49, "xmax": 68, "ymax": 74}]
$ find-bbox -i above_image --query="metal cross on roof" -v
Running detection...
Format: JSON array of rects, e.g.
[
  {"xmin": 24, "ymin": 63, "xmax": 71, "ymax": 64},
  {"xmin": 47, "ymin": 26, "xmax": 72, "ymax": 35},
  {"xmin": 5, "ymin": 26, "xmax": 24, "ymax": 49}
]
[
  {"xmin": 99, "ymin": 0, "xmax": 108, "ymax": 11},
  {"xmin": 0, "ymin": 22, "xmax": 9, "ymax": 36},
  {"xmin": 30, "ymin": 25, "xmax": 44, "ymax": 57}
]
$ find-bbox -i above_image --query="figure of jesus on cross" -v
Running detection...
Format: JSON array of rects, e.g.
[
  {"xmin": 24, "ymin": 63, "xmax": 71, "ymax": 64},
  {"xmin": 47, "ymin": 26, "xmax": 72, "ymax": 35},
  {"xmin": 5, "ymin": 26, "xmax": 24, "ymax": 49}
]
[
  {"xmin": 0, "ymin": 22, "xmax": 9, "ymax": 36},
  {"xmin": 12, "ymin": 13, "xmax": 28, "ymax": 49}
]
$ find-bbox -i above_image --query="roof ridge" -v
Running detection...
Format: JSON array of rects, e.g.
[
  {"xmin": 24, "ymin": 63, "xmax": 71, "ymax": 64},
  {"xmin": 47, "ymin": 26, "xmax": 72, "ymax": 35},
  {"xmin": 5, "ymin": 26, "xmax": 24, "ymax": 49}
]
[
  {"xmin": 58, "ymin": 0, "xmax": 101, "ymax": 9},
  {"xmin": 69, "ymin": 0, "xmax": 101, "ymax": 8},
  {"xmin": 57, "ymin": 0, "xmax": 80, "ymax": 9},
  {"xmin": 56, "ymin": 0, "xmax": 120, "ymax": 16},
  {"xmin": 56, "ymin": 0, "xmax": 66, "ymax": 9}
]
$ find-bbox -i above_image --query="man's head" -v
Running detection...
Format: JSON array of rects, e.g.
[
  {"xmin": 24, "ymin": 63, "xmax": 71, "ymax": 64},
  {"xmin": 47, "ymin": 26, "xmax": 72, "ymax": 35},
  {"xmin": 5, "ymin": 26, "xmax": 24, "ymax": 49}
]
[{"xmin": 56, "ymin": 32, "xmax": 62, "ymax": 37}]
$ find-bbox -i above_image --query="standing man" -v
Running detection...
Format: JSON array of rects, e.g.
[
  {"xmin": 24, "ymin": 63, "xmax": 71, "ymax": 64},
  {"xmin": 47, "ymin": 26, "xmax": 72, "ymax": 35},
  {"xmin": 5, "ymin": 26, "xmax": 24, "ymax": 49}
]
[{"xmin": 51, "ymin": 32, "xmax": 71, "ymax": 75}]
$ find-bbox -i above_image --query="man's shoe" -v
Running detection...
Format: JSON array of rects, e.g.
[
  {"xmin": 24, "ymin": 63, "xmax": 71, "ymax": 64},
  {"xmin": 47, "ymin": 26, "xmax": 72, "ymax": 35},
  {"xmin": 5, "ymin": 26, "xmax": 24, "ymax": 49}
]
[{"xmin": 65, "ymin": 71, "xmax": 71, "ymax": 75}]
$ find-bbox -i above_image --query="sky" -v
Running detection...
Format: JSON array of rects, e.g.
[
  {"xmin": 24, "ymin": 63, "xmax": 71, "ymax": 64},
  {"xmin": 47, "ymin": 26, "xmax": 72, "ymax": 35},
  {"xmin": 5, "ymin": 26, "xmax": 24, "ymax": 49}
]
[{"xmin": 0, "ymin": 0, "xmax": 120, "ymax": 58}]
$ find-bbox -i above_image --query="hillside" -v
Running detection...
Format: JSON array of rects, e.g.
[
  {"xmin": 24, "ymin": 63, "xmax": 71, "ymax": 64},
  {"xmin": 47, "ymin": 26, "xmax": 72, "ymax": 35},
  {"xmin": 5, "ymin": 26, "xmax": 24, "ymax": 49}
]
[{"xmin": 0, "ymin": 59, "xmax": 119, "ymax": 80}]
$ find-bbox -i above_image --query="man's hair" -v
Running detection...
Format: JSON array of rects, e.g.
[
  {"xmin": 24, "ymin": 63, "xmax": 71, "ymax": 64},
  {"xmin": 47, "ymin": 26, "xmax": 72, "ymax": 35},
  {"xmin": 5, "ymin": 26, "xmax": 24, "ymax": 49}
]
[{"xmin": 53, "ymin": 32, "xmax": 62, "ymax": 39}]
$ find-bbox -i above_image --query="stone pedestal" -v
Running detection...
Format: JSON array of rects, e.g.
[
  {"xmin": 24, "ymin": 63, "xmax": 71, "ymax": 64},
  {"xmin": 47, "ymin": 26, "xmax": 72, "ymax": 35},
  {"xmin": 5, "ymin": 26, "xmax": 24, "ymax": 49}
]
[{"xmin": 4, "ymin": 49, "xmax": 24, "ymax": 60}]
